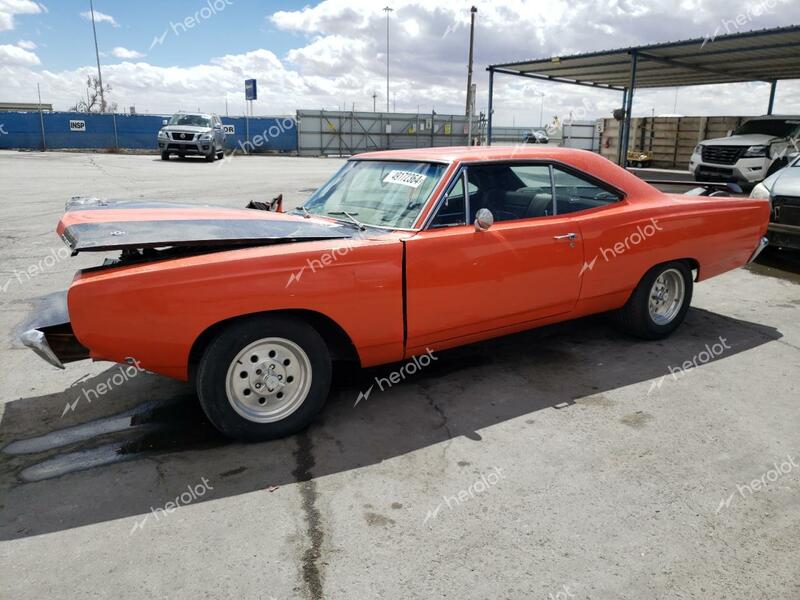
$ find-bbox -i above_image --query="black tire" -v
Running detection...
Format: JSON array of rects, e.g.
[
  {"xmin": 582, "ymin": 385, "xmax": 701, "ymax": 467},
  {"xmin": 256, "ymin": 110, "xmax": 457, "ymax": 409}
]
[
  {"xmin": 216, "ymin": 149, "xmax": 224, "ymax": 159},
  {"xmin": 197, "ymin": 315, "xmax": 332, "ymax": 442},
  {"xmin": 205, "ymin": 147, "xmax": 216, "ymax": 162},
  {"xmin": 613, "ymin": 261, "xmax": 693, "ymax": 340},
  {"xmin": 160, "ymin": 151, "xmax": 170, "ymax": 161}
]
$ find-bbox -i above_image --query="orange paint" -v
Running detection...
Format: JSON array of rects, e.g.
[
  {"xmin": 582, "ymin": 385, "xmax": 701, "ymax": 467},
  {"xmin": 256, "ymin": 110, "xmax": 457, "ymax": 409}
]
[{"xmin": 61, "ymin": 147, "xmax": 770, "ymax": 379}]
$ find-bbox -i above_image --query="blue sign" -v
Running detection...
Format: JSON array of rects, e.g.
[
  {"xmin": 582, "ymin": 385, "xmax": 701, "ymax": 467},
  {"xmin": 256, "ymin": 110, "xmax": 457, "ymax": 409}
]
[{"xmin": 245, "ymin": 79, "xmax": 257, "ymax": 101}]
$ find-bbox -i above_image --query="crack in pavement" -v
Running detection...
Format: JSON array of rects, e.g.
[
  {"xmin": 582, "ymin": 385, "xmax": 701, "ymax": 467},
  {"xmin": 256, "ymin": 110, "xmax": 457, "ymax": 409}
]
[{"xmin": 293, "ymin": 430, "xmax": 324, "ymax": 600}]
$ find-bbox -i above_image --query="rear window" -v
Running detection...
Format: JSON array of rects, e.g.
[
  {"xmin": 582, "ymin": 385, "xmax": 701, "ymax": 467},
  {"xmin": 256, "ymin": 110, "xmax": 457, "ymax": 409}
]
[{"xmin": 733, "ymin": 119, "xmax": 800, "ymax": 138}]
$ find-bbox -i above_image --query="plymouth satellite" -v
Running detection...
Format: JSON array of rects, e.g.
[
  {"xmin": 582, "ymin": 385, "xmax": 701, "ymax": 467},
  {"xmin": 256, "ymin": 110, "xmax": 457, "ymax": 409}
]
[{"xmin": 22, "ymin": 147, "xmax": 770, "ymax": 441}]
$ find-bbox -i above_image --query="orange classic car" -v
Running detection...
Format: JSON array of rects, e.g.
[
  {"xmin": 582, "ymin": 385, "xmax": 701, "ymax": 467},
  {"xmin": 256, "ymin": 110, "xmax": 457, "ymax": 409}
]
[{"xmin": 22, "ymin": 147, "xmax": 770, "ymax": 441}]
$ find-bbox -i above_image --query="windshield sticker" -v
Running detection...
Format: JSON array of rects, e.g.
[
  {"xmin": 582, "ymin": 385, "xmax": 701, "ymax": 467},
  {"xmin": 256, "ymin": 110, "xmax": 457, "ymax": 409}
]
[{"xmin": 383, "ymin": 170, "xmax": 427, "ymax": 188}]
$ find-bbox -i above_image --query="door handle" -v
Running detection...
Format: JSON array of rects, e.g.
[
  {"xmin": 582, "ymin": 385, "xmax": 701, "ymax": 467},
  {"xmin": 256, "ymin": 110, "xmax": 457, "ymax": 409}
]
[{"xmin": 553, "ymin": 233, "xmax": 577, "ymax": 240}]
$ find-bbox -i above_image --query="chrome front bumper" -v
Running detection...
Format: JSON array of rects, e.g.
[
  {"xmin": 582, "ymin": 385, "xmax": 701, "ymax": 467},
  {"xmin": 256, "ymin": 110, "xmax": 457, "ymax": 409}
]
[
  {"xmin": 19, "ymin": 292, "xmax": 90, "ymax": 369},
  {"xmin": 21, "ymin": 329, "xmax": 65, "ymax": 369},
  {"xmin": 747, "ymin": 236, "xmax": 769, "ymax": 264}
]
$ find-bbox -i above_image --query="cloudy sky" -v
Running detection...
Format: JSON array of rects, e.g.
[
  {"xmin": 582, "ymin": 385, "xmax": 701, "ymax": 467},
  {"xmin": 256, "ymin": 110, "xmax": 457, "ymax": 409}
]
[{"xmin": 0, "ymin": 0, "xmax": 798, "ymax": 125}]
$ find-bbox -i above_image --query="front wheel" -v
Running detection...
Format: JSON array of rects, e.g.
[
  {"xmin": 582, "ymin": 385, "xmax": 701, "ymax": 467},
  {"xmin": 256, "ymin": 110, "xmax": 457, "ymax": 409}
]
[
  {"xmin": 613, "ymin": 261, "xmax": 693, "ymax": 340},
  {"xmin": 160, "ymin": 151, "xmax": 170, "ymax": 161},
  {"xmin": 197, "ymin": 315, "xmax": 331, "ymax": 441}
]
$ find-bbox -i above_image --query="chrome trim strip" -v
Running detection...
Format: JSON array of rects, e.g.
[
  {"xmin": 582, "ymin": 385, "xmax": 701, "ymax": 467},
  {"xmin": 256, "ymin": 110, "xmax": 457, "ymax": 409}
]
[
  {"xmin": 462, "ymin": 168, "xmax": 470, "ymax": 226},
  {"xmin": 420, "ymin": 165, "xmax": 468, "ymax": 230},
  {"xmin": 20, "ymin": 329, "xmax": 65, "ymax": 369},
  {"xmin": 747, "ymin": 236, "xmax": 769, "ymax": 264}
]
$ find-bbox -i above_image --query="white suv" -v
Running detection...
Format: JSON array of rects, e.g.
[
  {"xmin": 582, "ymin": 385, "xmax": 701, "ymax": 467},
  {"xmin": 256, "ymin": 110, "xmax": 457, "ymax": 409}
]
[{"xmin": 689, "ymin": 115, "xmax": 800, "ymax": 187}]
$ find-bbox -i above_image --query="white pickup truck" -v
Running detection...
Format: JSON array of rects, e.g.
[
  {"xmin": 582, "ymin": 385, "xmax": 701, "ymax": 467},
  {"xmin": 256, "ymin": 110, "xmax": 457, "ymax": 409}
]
[{"xmin": 689, "ymin": 115, "xmax": 800, "ymax": 187}]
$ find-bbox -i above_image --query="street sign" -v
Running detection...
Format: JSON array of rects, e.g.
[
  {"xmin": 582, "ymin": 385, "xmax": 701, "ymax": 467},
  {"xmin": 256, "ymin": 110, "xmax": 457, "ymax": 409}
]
[
  {"xmin": 69, "ymin": 120, "xmax": 86, "ymax": 132},
  {"xmin": 245, "ymin": 79, "xmax": 257, "ymax": 101}
]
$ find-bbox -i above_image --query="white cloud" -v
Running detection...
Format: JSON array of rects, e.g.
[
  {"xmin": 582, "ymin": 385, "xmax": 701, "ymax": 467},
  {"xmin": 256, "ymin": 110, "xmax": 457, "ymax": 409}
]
[
  {"xmin": 17, "ymin": 38, "xmax": 36, "ymax": 49},
  {"xmin": 112, "ymin": 47, "xmax": 144, "ymax": 60},
  {"xmin": 0, "ymin": 42, "xmax": 40, "ymax": 66},
  {"xmin": 2, "ymin": 0, "xmax": 799, "ymax": 123},
  {"xmin": 79, "ymin": 9, "xmax": 119, "ymax": 28},
  {"xmin": 0, "ymin": 0, "xmax": 44, "ymax": 31}
]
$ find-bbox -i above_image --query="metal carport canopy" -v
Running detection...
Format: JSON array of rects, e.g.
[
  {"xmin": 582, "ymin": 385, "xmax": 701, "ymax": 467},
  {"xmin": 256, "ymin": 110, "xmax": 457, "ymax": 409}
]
[{"xmin": 486, "ymin": 25, "xmax": 800, "ymax": 163}]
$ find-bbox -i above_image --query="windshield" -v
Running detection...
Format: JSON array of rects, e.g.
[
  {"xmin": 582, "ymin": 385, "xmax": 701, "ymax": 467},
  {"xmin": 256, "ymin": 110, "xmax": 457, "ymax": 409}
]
[
  {"xmin": 168, "ymin": 114, "xmax": 212, "ymax": 127},
  {"xmin": 733, "ymin": 119, "xmax": 800, "ymax": 138},
  {"xmin": 302, "ymin": 160, "xmax": 447, "ymax": 229}
]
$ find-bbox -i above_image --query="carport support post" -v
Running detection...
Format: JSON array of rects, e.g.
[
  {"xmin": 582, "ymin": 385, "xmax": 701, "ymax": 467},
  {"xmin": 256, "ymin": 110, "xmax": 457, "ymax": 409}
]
[
  {"xmin": 487, "ymin": 67, "xmax": 494, "ymax": 146},
  {"xmin": 620, "ymin": 50, "xmax": 638, "ymax": 168},
  {"xmin": 617, "ymin": 88, "xmax": 628, "ymax": 165},
  {"xmin": 767, "ymin": 81, "xmax": 777, "ymax": 115}
]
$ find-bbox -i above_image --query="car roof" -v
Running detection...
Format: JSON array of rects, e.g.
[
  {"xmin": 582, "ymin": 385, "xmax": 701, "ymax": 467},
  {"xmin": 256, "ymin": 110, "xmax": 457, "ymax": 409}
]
[
  {"xmin": 353, "ymin": 145, "xmax": 600, "ymax": 164},
  {"xmin": 351, "ymin": 146, "xmax": 660, "ymax": 198},
  {"xmin": 746, "ymin": 115, "xmax": 800, "ymax": 121}
]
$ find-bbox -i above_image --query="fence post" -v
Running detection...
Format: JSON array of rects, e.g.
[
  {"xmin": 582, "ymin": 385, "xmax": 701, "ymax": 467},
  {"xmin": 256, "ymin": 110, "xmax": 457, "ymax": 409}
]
[
  {"xmin": 112, "ymin": 113, "xmax": 119, "ymax": 151},
  {"xmin": 37, "ymin": 104, "xmax": 46, "ymax": 152}
]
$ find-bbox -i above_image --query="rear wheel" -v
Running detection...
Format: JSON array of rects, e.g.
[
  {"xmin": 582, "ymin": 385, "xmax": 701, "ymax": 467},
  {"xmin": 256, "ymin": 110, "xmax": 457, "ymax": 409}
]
[
  {"xmin": 160, "ymin": 151, "xmax": 170, "ymax": 161},
  {"xmin": 197, "ymin": 315, "xmax": 332, "ymax": 441},
  {"xmin": 613, "ymin": 261, "xmax": 693, "ymax": 340},
  {"xmin": 216, "ymin": 149, "xmax": 224, "ymax": 159}
]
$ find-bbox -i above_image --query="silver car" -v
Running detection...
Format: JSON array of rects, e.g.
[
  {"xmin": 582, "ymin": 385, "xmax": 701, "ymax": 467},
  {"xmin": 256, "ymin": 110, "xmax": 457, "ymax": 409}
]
[
  {"xmin": 751, "ymin": 151, "xmax": 800, "ymax": 250},
  {"xmin": 157, "ymin": 112, "xmax": 226, "ymax": 162}
]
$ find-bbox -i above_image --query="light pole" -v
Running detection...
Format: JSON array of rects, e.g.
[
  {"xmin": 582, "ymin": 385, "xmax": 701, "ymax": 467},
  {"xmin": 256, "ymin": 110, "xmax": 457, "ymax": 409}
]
[
  {"xmin": 465, "ymin": 6, "xmax": 477, "ymax": 116},
  {"xmin": 383, "ymin": 6, "xmax": 393, "ymax": 113},
  {"xmin": 88, "ymin": 0, "xmax": 106, "ymax": 112}
]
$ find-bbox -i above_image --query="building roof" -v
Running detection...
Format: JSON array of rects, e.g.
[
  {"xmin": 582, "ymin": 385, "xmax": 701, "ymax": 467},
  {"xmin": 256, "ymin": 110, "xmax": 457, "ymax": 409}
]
[{"xmin": 489, "ymin": 25, "xmax": 800, "ymax": 90}]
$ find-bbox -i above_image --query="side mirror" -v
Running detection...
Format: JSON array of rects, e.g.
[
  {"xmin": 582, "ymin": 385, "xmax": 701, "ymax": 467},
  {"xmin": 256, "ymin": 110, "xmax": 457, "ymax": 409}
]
[
  {"xmin": 162, "ymin": 119, "xmax": 168, "ymax": 125},
  {"xmin": 474, "ymin": 208, "xmax": 494, "ymax": 232}
]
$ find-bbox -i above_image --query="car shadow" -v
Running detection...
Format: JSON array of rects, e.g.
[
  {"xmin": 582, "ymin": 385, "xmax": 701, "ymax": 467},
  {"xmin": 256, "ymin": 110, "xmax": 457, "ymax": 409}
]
[{"xmin": 0, "ymin": 308, "xmax": 782, "ymax": 540}]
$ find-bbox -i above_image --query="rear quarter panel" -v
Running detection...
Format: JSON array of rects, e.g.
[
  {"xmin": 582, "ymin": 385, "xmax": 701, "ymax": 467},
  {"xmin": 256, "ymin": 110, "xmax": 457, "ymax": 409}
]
[
  {"xmin": 67, "ymin": 238, "xmax": 405, "ymax": 380},
  {"xmin": 574, "ymin": 193, "xmax": 770, "ymax": 308}
]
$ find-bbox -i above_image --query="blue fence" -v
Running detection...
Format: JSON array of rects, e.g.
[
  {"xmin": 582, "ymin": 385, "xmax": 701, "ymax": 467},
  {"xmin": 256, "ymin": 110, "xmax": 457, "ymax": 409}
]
[{"xmin": 0, "ymin": 111, "xmax": 297, "ymax": 153}]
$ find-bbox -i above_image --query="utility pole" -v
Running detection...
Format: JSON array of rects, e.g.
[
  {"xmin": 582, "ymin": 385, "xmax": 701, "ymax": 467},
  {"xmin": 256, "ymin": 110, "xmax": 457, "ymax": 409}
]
[
  {"xmin": 373, "ymin": 91, "xmax": 377, "ymax": 112},
  {"xmin": 88, "ymin": 0, "xmax": 106, "ymax": 112},
  {"xmin": 465, "ymin": 6, "xmax": 477, "ymax": 115},
  {"xmin": 383, "ymin": 6, "xmax": 393, "ymax": 113}
]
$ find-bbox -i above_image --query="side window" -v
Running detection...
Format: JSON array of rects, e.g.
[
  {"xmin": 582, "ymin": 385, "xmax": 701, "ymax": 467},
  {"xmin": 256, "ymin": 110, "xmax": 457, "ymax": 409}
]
[
  {"xmin": 430, "ymin": 173, "xmax": 476, "ymax": 227},
  {"xmin": 466, "ymin": 164, "xmax": 553, "ymax": 222},
  {"xmin": 552, "ymin": 167, "xmax": 621, "ymax": 214}
]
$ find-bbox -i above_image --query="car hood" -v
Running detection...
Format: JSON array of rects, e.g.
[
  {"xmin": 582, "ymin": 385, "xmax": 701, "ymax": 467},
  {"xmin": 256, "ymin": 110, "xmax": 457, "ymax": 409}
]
[
  {"xmin": 160, "ymin": 125, "xmax": 213, "ymax": 134},
  {"xmin": 57, "ymin": 198, "xmax": 354, "ymax": 253},
  {"xmin": 703, "ymin": 134, "xmax": 779, "ymax": 147},
  {"xmin": 763, "ymin": 164, "xmax": 800, "ymax": 197}
]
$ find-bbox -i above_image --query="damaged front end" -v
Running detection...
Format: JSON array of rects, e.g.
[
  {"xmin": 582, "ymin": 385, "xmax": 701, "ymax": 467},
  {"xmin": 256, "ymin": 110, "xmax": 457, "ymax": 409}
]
[
  {"xmin": 19, "ymin": 292, "xmax": 89, "ymax": 369},
  {"xmin": 21, "ymin": 196, "xmax": 355, "ymax": 369}
]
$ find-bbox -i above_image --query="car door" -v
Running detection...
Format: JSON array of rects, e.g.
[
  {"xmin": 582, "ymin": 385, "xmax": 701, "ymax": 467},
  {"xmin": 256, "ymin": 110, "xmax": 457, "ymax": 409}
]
[{"xmin": 404, "ymin": 162, "xmax": 585, "ymax": 353}]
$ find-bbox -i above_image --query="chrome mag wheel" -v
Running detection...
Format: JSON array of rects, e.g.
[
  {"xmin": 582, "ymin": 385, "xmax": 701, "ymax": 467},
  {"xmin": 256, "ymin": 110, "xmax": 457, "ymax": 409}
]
[
  {"xmin": 225, "ymin": 337, "xmax": 312, "ymax": 423},
  {"xmin": 648, "ymin": 268, "xmax": 685, "ymax": 325}
]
